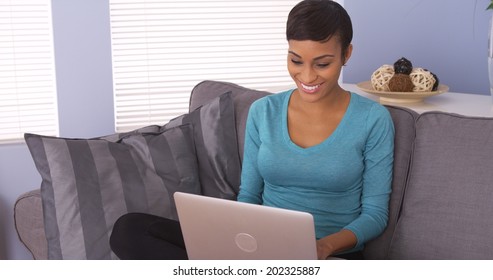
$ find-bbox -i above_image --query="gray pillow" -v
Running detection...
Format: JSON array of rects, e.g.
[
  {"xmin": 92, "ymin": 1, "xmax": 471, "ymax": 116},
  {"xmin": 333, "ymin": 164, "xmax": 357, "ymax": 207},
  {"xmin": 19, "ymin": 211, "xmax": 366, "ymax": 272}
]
[
  {"xmin": 24, "ymin": 124, "xmax": 200, "ymax": 260},
  {"xmin": 98, "ymin": 125, "xmax": 161, "ymax": 142},
  {"xmin": 163, "ymin": 91, "xmax": 241, "ymax": 200},
  {"xmin": 388, "ymin": 112, "xmax": 493, "ymax": 259},
  {"xmin": 190, "ymin": 80, "xmax": 272, "ymax": 163}
]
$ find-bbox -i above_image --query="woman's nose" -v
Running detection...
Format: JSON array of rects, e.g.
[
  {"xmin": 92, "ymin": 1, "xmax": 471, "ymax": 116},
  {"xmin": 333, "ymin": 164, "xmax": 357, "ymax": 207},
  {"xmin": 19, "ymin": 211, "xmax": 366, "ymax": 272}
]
[{"xmin": 300, "ymin": 66, "xmax": 317, "ymax": 84}]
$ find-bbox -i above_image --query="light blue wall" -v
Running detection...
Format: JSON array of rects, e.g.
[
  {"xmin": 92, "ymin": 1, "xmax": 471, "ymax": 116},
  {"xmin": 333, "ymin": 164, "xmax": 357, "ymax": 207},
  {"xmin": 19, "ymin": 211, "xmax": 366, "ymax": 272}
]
[
  {"xmin": 0, "ymin": 145, "xmax": 41, "ymax": 259},
  {"xmin": 53, "ymin": 0, "xmax": 115, "ymax": 138},
  {"xmin": 0, "ymin": 0, "xmax": 114, "ymax": 259},
  {"xmin": 344, "ymin": 0, "xmax": 492, "ymax": 95},
  {"xmin": 0, "ymin": 0, "xmax": 491, "ymax": 260}
]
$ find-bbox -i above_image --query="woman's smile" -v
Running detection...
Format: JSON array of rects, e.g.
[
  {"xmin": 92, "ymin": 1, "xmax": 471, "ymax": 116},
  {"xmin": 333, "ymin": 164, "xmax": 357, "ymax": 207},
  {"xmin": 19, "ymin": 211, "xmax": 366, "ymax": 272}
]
[{"xmin": 300, "ymin": 82, "xmax": 324, "ymax": 94}]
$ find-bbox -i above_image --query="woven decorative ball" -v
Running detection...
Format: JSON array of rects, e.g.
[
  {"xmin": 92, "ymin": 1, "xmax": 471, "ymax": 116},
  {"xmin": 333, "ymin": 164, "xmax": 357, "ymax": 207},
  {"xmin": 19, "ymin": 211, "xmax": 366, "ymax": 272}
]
[
  {"xmin": 388, "ymin": 73, "xmax": 414, "ymax": 92},
  {"xmin": 410, "ymin": 68, "xmax": 436, "ymax": 91},
  {"xmin": 370, "ymin": 65, "xmax": 394, "ymax": 91}
]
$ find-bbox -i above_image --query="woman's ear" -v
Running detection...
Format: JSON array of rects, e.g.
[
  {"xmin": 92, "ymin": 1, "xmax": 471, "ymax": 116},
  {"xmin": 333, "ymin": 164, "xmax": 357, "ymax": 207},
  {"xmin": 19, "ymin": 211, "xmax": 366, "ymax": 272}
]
[{"xmin": 343, "ymin": 44, "xmax": 353, "ymax": 66}]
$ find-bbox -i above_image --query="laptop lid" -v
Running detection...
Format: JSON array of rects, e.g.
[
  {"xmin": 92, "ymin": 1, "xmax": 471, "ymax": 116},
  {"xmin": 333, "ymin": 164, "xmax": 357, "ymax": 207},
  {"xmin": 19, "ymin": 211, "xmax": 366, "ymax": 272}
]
[{"xmin": 174, "ymin": 192, "xmax": 317, "ymax": 260}]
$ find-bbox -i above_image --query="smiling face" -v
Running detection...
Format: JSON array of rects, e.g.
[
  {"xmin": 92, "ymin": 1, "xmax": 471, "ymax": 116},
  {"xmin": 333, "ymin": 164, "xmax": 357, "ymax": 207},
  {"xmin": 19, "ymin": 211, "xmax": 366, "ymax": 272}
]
[{"xmin": 287, "ymin": 37, "xmax": 352, "ymax": 103}]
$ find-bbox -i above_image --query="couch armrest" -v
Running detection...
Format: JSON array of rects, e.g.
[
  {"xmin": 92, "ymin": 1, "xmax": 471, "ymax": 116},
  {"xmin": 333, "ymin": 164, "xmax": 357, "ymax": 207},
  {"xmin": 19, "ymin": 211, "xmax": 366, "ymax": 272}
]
[{"xmin": 14, "ymin": 189, "xmax": 47, "ymax": 260}]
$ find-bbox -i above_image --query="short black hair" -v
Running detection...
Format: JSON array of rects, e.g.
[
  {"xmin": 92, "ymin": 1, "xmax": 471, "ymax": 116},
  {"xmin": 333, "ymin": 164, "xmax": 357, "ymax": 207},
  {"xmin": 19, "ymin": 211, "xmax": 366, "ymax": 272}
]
[{"xmin": 286, "ymin": 0, "xmax": 353, "ymax": 58}]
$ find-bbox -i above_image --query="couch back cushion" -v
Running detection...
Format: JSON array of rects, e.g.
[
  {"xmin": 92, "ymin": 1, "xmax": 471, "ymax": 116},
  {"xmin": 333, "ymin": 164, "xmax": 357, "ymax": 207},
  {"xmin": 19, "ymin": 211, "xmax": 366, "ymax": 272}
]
[
  {"xmin": 388, "ymin": 112, "xmax": 493, "ymax": 259},
  {"xmin": 190, "ymin": 80, "xmax": 271, "ymax": 162},
  {"xmin": 363, "ymin": 105, "xmax": 418, "ymax": 259}
]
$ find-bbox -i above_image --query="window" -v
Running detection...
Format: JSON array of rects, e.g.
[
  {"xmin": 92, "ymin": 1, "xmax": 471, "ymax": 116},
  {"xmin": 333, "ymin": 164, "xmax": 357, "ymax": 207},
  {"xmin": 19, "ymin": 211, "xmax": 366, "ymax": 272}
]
[
  {"xmin": 0, "ymin": 0, "xmax": 58, "ymax": 144},
  {"xmin": 109, "ymin": 0, "xmax": 301, "ymax": 132}
]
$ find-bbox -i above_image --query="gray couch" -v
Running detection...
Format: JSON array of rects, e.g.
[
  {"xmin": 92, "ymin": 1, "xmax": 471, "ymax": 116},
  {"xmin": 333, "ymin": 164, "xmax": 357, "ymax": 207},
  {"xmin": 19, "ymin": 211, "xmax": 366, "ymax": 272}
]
[{"xmin": 14, "ymin": 80, "xmax": 493, "ymax": 259}]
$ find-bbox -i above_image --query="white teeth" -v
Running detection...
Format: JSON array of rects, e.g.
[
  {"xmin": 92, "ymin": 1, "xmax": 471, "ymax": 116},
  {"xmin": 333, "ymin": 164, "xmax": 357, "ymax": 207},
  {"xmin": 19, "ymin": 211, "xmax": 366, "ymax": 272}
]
[{"xmin": 301, "ymin": 83, "xmax": 320, "ymax": 91}]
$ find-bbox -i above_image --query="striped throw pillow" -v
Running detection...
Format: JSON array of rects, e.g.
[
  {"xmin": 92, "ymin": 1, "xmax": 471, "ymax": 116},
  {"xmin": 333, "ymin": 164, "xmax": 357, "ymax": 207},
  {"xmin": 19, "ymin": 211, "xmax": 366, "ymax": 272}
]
[
  {"xmin": 25, "ymin": 124, "xmax": 199, "ymax": 259},
  {"xmin": 164, "ymin": 91, "xmax": 241, "ymax": 200}
]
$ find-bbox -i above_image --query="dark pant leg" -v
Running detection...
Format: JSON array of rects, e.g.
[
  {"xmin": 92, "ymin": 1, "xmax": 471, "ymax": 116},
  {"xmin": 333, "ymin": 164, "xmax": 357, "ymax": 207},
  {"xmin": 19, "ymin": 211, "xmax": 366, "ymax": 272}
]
[
  {"xmin": 334, "ymin": 250, "xmax": 364, "ymax": 260},
  {"xmin": 110, "ymin": 212, "xmax": 188, "ymax": 260}
]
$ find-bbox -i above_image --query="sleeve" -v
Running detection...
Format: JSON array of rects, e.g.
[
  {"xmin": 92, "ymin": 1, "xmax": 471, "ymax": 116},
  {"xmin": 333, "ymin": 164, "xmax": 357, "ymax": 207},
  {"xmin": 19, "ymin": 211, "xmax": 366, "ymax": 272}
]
[
  {"xmin": 343, "ymin": 104, "xmax": 395, "ymax": 247},
  {"xmin": 236, "ymin": 100, "xmax": 264, "ymax": 205}
]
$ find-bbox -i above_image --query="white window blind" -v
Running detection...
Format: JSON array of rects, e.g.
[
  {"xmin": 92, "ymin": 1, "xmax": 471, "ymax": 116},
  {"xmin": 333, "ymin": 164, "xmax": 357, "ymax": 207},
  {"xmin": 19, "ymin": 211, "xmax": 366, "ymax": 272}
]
[
  {"xmin": 109, "ymin": 0, "xmax": 301, "ymax": 132},
  {"xmin": 0, "ymin": 0, "xmax": 58, "ymax": 144}
]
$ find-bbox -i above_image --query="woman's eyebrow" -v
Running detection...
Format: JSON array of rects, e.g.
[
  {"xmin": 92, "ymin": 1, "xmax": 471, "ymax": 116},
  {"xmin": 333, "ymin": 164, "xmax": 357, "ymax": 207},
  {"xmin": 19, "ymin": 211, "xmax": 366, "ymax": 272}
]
[
  {"xmin": 288, "ymin": 51, "xmax": 302, "ymax": 58},
  {"xmin": 288, "ymin": 51, "xmax": 335, "ymax": 60}
]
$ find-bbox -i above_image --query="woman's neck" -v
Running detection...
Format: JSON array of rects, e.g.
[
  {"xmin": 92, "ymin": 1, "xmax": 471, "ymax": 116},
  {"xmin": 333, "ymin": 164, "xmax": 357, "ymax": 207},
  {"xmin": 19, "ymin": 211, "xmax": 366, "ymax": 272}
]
[{"xmin": 291, "ymin": 86, "xmax": 349, "ymax": 117}]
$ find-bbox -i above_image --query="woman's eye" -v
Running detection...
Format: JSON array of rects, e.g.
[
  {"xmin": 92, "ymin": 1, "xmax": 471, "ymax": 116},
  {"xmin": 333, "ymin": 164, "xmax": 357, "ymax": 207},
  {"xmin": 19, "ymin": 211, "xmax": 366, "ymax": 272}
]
[
  {"xmin": 317, "ymin": 63, "xmax": 330, "ymax": 68},
  {"xmin": 291, "ymin": 59, "xmax": 302, "ymax": 65}
]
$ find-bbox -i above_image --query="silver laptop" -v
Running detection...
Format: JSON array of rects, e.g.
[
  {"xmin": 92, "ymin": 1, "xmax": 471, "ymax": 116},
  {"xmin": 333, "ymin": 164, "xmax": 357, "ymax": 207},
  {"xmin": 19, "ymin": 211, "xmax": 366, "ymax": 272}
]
[{"xmin": 174, "ymin": 192, "xmax": 317, "ymax": 260}]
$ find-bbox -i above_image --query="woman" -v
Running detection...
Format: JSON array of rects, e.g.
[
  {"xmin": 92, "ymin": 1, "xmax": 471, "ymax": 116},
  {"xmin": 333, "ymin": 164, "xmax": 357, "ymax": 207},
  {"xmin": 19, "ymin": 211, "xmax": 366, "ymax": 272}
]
[
  {"xmin": 110, "ymin": 0, "xmax": 394, "ymax": 260},
  {"xmin": 237, "ymin": 0, "xmax": 394, "ymax": 259}
]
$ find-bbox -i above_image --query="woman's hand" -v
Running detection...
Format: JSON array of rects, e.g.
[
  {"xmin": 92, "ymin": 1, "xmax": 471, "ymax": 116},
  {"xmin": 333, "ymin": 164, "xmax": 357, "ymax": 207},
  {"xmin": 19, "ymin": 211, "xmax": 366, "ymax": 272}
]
[
  {"xmin": 316, "ymin": 229, "xmax": 357, "ymax": 260},
  {"xmin": 316, "ymin": 238, "xmax": 336, "ymax": 260}
]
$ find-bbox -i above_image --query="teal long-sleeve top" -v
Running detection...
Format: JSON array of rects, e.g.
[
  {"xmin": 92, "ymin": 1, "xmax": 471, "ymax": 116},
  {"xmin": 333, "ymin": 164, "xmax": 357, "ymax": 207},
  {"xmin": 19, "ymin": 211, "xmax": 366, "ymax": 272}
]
[{"xmin": 237, "ymin": 89, "xmax": 395, "ymax": 251}]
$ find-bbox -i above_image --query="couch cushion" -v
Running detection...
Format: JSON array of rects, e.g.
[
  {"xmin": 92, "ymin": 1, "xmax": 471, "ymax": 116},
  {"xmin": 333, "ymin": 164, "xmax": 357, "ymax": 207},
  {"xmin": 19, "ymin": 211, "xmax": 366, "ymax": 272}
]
[
  {"xmin": 388, "ymin": 112, "xmax": 493, "ymax": 259},
  {"xmin": 24, "ymin": 124, "xmax": 200, "ymax": 259},
  {"xmin": 166, "ymin": 90, "xmax": 245, "ymax": 199},
  {"xmin": 190, "ymin": 80, "xmax": 271, "ymax": 163},
  {"xmin": 363, "ymin": 105, "xmax": 418, "ymax": 259}
]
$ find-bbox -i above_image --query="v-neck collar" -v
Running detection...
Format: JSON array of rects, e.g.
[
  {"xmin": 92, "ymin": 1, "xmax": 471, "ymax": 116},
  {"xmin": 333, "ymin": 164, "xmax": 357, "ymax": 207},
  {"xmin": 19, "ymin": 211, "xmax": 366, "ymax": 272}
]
[{"xmin": 281, "ymin": 89, "xmax": 354, "ymax": 153}]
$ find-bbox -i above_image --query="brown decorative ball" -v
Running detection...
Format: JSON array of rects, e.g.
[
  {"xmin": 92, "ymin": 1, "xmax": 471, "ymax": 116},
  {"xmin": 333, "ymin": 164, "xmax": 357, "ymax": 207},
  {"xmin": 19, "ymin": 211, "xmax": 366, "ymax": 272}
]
[{"xmin": 388, "ymin": 73, "xmax": 414, "ymax": 92}]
